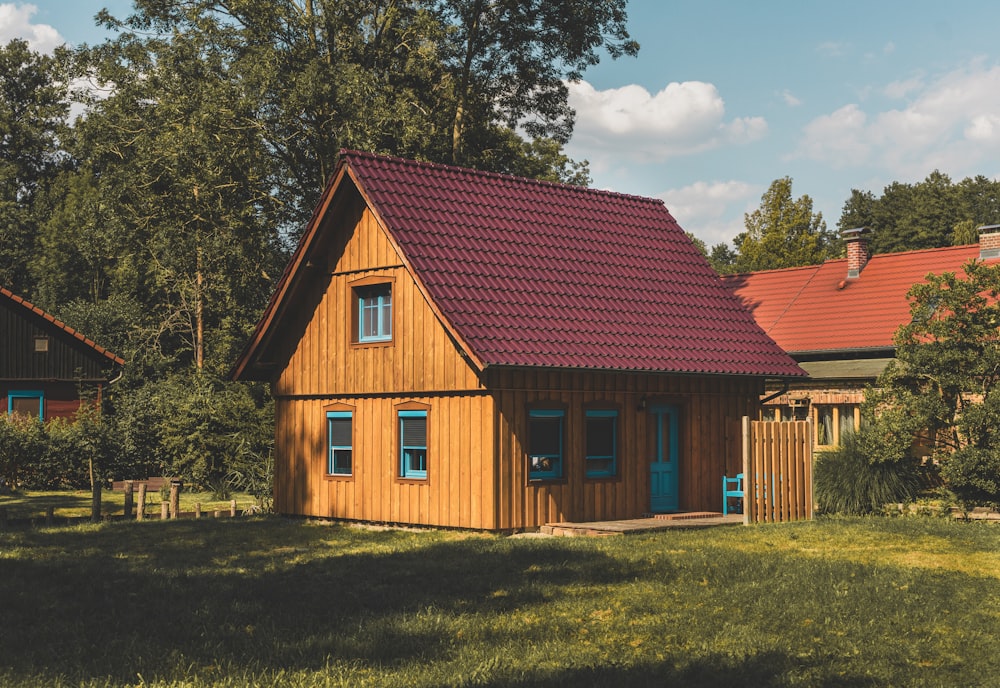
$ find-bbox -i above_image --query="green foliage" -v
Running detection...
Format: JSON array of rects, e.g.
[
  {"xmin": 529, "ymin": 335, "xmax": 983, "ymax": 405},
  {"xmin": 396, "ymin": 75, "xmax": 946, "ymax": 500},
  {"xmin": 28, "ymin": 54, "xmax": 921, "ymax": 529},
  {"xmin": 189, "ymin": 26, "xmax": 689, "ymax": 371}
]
[
  {"xmin": 1, "ymin": 519, "xmax": 999, "ymax": 687},
  {"xmin": 940, "ymin": 447, "xmax": 1000, "ymax": 508},
  {"xmin": 111, "ymin": 373, "xmax": 274, "ymax": 489},
  {"xmin": 814, "ymin": 430, "xmax": 923, "ymax": 515},
  {"xmin": 0, "ymin": 39, "xmax": 71, "ymax": 293},
  {"xmin": 838, "ymin": 171, "xmax": 1000, "ymax": 254},
  {"xmin": 865, "ymin": 259, "xmax": 1000, "ymax": 507},
  {"xmin": 732, "ymin": 176, "xmax": 833, "ymax": 272},
  {"xmin": 0, "ymin": 413, "xmax": 46, "ymax": 489},
  {"xmin": 0, "ymin": 404, "xmax": 122, "ymax": 490}
]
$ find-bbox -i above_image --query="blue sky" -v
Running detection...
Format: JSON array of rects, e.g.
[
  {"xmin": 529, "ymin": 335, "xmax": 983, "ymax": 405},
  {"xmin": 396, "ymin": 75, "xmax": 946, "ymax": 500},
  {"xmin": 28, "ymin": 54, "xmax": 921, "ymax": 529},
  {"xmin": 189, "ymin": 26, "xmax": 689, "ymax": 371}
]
[{"xmin": 6, "ymin": 1, "xmax": 1000, "ymax": 247}]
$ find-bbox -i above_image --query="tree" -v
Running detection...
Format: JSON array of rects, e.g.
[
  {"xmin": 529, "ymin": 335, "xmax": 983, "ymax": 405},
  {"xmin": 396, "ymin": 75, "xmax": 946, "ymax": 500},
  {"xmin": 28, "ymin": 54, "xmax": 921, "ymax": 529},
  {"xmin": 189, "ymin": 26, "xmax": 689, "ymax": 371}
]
[
  {"xmin": 865, "ymin": 260, "xmax": 1000, "ymax": 505},
  {"xmin": 838, "ymin": 171, "xmax": 1000, "ymax": 255},
  {"xmin": 0, "ymin": 39, "xmax": 71, "ymax": 293},
  {"xmin": 438, "ymin": 0, "xmax": 637, "ymax": 163},
  {"xmin": 732, "ymin": 177, "xmax": 832, "ymax": 272},
  {"xmin": 92, "ymin": 0, "xmax": 631, "ymax": 233}
]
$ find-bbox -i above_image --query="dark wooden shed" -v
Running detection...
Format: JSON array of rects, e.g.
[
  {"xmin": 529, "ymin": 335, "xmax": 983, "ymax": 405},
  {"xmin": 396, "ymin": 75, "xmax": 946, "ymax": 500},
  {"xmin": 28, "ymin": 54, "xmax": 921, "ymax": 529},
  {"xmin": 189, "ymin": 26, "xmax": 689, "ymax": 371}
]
[
  {"xmin": 1, "ymin": 286, "xmax": 124, "ymax": 420},
  {"xmin": 233, "ymin": 151, "xmax": 804, "ymax": 530}
]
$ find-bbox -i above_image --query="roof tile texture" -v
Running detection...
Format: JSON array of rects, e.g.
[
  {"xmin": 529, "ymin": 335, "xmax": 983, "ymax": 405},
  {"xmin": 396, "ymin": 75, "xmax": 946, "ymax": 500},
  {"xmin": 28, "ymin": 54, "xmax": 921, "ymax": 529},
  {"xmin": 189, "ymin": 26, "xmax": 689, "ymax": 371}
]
[
  {"xmin": 344, "ymin": 151, "xmax": 803, "ymax": 376},
  {"xmin": 723, "ymin": 244, "xmax": 987, "ymax": 353}
]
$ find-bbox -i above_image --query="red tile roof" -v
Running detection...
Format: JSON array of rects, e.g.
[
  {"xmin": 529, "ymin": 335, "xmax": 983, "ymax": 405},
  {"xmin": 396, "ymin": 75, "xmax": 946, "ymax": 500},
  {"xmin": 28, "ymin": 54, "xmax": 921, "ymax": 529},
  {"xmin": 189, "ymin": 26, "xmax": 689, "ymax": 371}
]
[
  {"xmin": 235, "ymin": 151, "xmax": 804, "ymax": 379},
  {"xmin": 722, "ymin": 244, "xmax": 988, "ymax": 354},
  {"xmin": 1, "ymin": 286, "xmax": 125, "ymax": 366}
]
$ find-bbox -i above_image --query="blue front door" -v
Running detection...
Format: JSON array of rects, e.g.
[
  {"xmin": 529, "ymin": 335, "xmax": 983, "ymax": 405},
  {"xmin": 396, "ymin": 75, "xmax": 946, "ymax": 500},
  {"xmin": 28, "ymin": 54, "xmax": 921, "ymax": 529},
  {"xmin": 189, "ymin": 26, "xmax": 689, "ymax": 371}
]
[{"xmin": 650, "ymin": 405, "xmax": 679, "ymax": 512}]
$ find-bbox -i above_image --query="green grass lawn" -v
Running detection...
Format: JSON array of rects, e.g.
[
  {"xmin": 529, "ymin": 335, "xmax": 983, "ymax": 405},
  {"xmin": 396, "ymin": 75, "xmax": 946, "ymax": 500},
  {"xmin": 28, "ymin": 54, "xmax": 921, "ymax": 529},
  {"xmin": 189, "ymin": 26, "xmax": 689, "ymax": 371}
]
[
  {"xmin": 0, "ymin": 489, "xmax": 258, "ymax": 521},
  {"xmin": 1, "ymin": 516, "xmax": 998, "ymax": 687}
]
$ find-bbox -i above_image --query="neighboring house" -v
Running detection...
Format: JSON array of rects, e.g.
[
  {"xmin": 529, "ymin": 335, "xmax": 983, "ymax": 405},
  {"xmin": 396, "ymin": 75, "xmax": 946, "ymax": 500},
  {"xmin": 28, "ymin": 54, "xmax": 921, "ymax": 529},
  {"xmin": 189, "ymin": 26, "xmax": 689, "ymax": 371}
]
[
  {"xmin": 1, "ymin": 286, "xmax": 125, "ymax": 421},
  {"xmin": 723, "ymin": 228, "xmax": 1000, "ymax": 449},
  {"xmin": 232, "ymin": 151, "xmax": 804, "ymax": 530}
]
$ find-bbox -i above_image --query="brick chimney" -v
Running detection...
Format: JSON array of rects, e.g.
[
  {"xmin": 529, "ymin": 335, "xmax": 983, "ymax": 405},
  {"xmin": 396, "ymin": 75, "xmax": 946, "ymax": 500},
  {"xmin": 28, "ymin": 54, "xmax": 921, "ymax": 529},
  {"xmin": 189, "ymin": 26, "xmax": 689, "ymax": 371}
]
[
  {"xmin": 978, "ymin": 225, "xmax": 1000, "ymax": 260},
  {"xmin": 841, "ymin": 227, "xmax": 871, "ymax": 279}
]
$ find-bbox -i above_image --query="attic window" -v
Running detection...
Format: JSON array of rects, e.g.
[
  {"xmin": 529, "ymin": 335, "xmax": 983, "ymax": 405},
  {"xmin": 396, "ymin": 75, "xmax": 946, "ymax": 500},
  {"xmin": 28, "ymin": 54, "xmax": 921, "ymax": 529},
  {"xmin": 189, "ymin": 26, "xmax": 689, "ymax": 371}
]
[
  {"xmin": 354, "ymin": 283, "xmax": 392, "ymax": 343},
  {"xmin": 34, "ymin": 336, "xmax": 49, "ymax": 353}
]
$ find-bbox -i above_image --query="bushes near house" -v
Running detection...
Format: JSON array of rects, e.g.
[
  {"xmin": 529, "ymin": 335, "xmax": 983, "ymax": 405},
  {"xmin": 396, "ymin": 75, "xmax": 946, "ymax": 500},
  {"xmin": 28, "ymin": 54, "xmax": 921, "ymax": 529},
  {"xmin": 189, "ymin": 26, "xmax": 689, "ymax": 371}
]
[
  {"xmin": 940, "ymin": 447, "xmax": 1000, "ymax": 509},
  {"xmin": 814, "ymin": 430, "xmax": 923, "ymax": 515}
]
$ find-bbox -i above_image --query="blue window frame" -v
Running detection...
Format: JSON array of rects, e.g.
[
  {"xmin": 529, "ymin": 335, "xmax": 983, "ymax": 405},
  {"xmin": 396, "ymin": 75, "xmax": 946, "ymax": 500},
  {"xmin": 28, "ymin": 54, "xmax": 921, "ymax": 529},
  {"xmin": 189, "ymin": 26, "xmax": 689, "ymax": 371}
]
[
  {"xmin": 357, "ymin": 284, "xmax": 392, "ymax": 342},
  {"xmin": 399, "ymin": 410, "xmax": 427, "ymax": 479},
  {"xmin": 7, "ymin": 390, "xmax": 44, "ymax": 421},
  {"xmin": 326, "ymin": 411, "xmax": 353, "ymax": 475},
  {"xmin": 528, "ymin": 409, "xmax": 564, "ymax": 480},
  {"xmin": 585, "ymin": 409, "xmax": 618, "ymax": 478}
]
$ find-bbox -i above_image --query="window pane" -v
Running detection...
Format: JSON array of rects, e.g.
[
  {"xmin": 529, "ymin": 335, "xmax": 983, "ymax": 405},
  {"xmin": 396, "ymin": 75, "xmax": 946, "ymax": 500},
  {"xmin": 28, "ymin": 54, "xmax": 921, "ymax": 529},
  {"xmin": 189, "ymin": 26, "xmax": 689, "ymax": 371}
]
[
  {"xmin": 817, "ymin": 407, "xmax": 833, "ymax": 445},
  {"xmin": 401, "ymin": 416, "xmax": 426, "ymax": 446},
  {"xmin": 529, "ymin": 417, "xmax": 561, "ymax": 456},
  {"xmin": 528, "ymin": 411, "xmax": 562, "ymax": 479},
  {"xmin": 10, "ymin": 395, "xmax": 41, "ymax": 419},
  {"xmin": 327, "ymin": 414, "xmax": 352, "ymax": 475},
  {"xmin": 400, "ymin": 412, "xmax": 428, "ymax": 479},
  {"xmin": 331, "ymin": 449, "xmax": 352, "ymax": 474},
  {"xmin": 358, "ymin": 284, "xmax": 392, "ymax": 341},
  {"xmin": 329, "ymin": 418, "xmax": 352, "ymax": 447},
  {"xmin": 586, "ymin": 416, "xmax": 615, "ymax": 457},
  {"xmin": 839, "ymin": 405, "xmax": 856, "ymax": 436}
]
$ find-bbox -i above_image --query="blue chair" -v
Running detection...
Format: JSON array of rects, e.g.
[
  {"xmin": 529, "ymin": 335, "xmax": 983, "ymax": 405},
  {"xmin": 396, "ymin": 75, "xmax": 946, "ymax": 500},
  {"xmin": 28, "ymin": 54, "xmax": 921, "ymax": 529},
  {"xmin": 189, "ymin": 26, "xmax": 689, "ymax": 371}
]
[{"xmin": 722, "ymin": 473, "xmax": 744, "ymax": 515}]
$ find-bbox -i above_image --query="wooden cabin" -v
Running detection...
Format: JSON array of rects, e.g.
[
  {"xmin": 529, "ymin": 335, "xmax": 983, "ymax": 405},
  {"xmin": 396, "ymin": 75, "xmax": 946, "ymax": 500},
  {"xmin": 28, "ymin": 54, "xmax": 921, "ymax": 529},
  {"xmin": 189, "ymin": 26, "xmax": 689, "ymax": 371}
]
[
  {"xmin": 724, "ymin": 228, "xmax": 1000, "ymax": 449},
  {"xmin": 233, "ymin": 151, "xmax": 805, "ymax": 530},
  {"xmin": 1, "ymin": 286, "xmax": 124, "ymax": 421}
]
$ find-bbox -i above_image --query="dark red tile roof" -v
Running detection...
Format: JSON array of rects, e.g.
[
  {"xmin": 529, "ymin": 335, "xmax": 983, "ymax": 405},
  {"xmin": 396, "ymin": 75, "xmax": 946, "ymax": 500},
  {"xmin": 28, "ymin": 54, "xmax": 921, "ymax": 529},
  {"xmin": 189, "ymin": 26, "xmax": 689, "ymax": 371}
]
[
  {"xmin": 342, "ymin": 151, "xmax": 802, "ymax": 376},
  {"xmin": 722, "ymin": 243, "xmax": 988, "ymax": 354},
  {"xmin": 1, "ymin": 286, "xmax": 125, "ymax": 366}
]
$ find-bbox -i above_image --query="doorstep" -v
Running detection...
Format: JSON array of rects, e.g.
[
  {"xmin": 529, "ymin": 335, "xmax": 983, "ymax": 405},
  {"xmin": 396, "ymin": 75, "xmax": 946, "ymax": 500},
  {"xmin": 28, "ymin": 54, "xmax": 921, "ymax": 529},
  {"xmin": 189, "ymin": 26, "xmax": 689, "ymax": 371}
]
[{"xmin": 540, "ymin": 512, "xmax": 743, "ymax": 537}]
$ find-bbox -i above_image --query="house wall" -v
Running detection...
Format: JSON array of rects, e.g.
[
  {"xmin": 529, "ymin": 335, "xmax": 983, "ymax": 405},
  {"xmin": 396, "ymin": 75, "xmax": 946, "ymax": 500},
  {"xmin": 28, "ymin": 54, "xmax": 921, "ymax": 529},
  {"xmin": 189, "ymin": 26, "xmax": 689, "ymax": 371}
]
[
  {"xmin": 2, "ymin": 299, "xmax": 113, "ymax": 421},
  {"xmin": 272, "ymin": 201, "xmax": 494, "ymax": 527},
  {"xmin": 270, "ymin": 196, "xmax": 764, "ymax": 530},
  {"xmin": 1, "ymin": 381, "xmax": 95, "ymax": 421},
  {"xmin": 489, "ymin": 368, "xmax": 762, "ymax": 530}
]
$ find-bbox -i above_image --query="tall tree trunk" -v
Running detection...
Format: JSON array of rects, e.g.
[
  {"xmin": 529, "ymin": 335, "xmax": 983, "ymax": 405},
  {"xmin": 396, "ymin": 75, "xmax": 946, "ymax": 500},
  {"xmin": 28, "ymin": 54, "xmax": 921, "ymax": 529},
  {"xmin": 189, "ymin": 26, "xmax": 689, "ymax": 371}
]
[{"xmin": 452, "ymin": 0, "xmax": 486, "ymax": 162}]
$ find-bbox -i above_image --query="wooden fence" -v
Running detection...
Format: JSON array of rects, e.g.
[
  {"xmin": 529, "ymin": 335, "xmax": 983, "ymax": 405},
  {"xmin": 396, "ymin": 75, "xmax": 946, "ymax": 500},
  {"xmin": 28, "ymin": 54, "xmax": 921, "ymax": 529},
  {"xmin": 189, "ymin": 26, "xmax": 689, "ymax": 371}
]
[{"xmin": 741, "ymin": 417, "xmax": 814, "ymax": 524}]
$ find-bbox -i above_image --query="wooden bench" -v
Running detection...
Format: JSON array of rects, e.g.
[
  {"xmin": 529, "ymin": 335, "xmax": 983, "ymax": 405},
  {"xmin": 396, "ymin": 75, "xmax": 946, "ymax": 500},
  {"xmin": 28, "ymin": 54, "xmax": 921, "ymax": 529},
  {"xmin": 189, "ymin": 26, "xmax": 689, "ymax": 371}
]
[{"xmin": 110, "ymin": 477, "xmax": 178, "ymax": 492}]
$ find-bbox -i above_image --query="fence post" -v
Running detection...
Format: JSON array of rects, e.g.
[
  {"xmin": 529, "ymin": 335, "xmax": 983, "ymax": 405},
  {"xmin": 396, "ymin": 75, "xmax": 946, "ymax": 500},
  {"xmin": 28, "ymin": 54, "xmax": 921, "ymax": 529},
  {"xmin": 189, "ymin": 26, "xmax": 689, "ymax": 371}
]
[
  {"xmin": 123, "ymin": 480, "xmax": 134, "ymax": 520},
  {"xmin": 136, "ymin": 483, "xmax": 147, "ymax": 521},
  {"xmin": 45, "ymin": 505, "xmax": 54, "ymax": 526},
  {"xmin": 230, "ymin": 499, "xmax": 237, "ymax": 518},
  {"xmin": 169, "ymin": 479, "xmax": 182, "ymax": 519},
  {"xmin": 195, "ymin": 502, "xmax": 202, "ymax": 519},
  {"xmin": 160, "ymin": 501, "xmax": 169, "ymax": 520},
  {"xmin": 741, "ymin": 416, "xmax": 751, "ymax": 526}
]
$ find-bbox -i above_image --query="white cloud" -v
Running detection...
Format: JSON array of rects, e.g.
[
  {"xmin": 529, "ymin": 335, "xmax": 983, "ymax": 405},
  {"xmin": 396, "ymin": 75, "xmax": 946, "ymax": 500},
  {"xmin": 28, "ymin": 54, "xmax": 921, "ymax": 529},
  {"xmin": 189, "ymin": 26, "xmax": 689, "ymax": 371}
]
[
  {"xmin": 883, "ymin": 76, "xmax": 923, "ymax": 100},
  {"xmin": 793, "ymin": 61, "xmax": 1000, "ymax": 180},
  {"xmin": 567, "ymin": 79, "xmax": 767, "ymax": 164},
  {"xmin": 658, "ymin": 180, "xmax": 760, "ymax": 246},
  {"xmin": 781, "ymin": 90, "xmax": 802, "ymax": 107},
  {"xmin": 883, "ymin": 42, "xmax": 896, "ymax": 56},
  {"xmin": 0, "ymin": 3, "xmax": 63, "ymax": 53}
]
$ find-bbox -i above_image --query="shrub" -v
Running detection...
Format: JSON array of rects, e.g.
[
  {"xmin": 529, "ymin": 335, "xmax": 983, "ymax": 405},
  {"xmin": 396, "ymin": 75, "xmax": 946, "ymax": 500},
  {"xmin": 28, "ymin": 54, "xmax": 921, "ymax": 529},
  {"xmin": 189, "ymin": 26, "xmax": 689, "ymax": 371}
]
[
  {"xmin": 814, "ymin": 430, "xmax": 923, "ymax": 515},
  {"xmin": 940, "ymin": 446, "xmax": 1000, "ymax": 509}
]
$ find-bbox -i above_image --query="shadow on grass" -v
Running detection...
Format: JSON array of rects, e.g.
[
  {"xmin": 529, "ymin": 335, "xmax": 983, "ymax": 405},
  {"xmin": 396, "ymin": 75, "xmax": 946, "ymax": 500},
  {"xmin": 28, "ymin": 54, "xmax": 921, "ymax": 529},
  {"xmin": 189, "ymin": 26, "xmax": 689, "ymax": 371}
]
[
  {"xmin": 0, "ymin": 519, "xmax": 655, "ymax": 683},
  {"xmin": 0, "ymin": 518, "xmax": 980, "ymax": 687}
]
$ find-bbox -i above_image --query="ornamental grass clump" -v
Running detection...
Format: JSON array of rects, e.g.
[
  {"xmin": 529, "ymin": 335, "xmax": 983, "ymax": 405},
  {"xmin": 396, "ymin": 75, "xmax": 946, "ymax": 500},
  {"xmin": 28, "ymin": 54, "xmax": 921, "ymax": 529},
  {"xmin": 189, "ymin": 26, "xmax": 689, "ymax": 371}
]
[{"xmin": 814, "ymin": 430, "xmax": 923, "ymax": 515}]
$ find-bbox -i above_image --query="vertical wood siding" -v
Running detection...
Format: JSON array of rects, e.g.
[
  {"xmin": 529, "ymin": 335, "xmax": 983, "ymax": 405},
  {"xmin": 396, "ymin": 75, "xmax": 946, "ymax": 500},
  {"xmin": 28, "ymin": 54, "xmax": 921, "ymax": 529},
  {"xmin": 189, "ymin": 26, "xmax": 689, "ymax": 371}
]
[
  {"xmin": 488, "ymin": 368, "xmax": 761, "ymax": 530},
  {"xmin": 272, "ymin": 201, "xmax": 493, "ymax": 527},
  {"xmin": 274, "ymin": 394, "xmax": 496, "ymax": 529},
  {"xmin": 269, "ymin": 194, "xmax": 765, "ymax": 530},
  {"xmin": 0, "ymin": 301, "xmax": 112, "ymax": 380}
]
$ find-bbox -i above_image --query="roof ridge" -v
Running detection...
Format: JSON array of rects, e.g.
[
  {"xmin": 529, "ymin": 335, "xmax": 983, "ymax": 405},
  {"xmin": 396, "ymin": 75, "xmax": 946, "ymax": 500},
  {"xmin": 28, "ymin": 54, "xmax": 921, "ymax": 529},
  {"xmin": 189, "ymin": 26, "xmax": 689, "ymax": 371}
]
[
  {"xmin": 338, "ymin": 149, "xmax": 668, "ymax": 208},
  {"xmin": 0, "ymin": 286, "xmax": 125, "ymax": 366}
]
